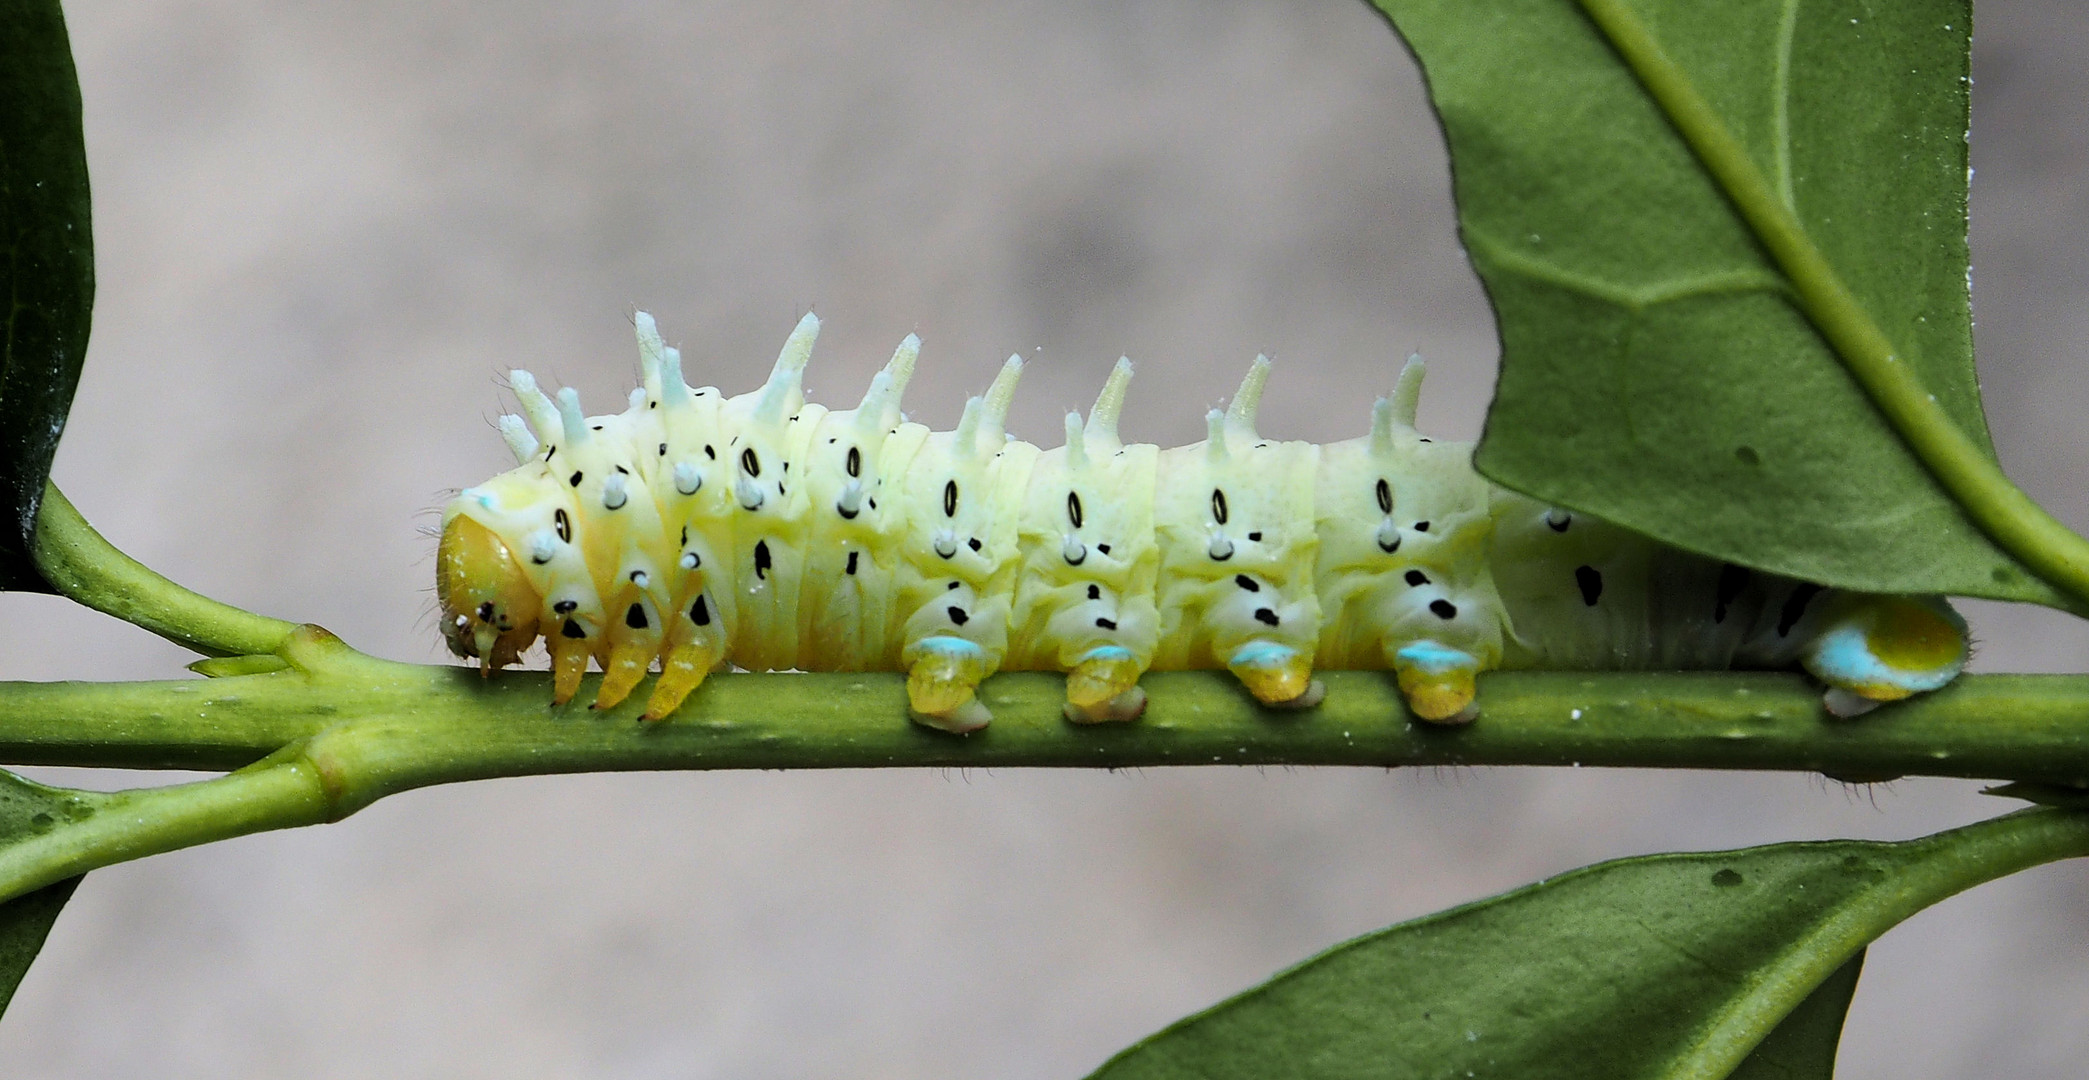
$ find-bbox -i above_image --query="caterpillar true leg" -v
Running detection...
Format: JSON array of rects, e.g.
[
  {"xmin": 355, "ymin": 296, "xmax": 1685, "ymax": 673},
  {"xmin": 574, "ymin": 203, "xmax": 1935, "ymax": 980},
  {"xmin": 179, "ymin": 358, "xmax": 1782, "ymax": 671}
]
[{"xmin": 1801, "ymin": 594, "xmax": 1968, "ymax": 717}]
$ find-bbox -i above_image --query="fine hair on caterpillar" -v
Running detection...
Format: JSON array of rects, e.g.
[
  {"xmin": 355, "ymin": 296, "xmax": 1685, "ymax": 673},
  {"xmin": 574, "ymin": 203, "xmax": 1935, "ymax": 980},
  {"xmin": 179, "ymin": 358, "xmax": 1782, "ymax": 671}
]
[{"xmin": 437, "ymin": 312, "xmax": 1971, "ymax": 732}]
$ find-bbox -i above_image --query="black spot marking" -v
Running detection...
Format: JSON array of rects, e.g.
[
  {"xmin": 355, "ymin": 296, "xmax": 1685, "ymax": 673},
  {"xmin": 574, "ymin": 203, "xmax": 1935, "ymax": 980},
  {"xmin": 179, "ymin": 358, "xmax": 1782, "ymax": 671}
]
[
  {"xmin": 690, "ymin": 596, "xmax": 711, "ymax": 626},
  {"xmin": 543, "ymin": 444, "xmax": 556, "ymax": 460},
  {"xmin": 1253, "ymin": 608, "xmax": 1280, "ymax": 627},
  {"xmin": 686, "ymin": 552, "xmax": 701, "ymax": 570},
  {"xmin": 1235, "ymin": 574, "xmax": 1259, "ymax": 592},
  {"xmin": 1430, "ymin": 599, "xmax": 1457, "ymax": 620},
  {"xmin": 1247, "ymin": 531, "xmax": 1262, "ymax": 542},
  {"xmin": 659, "ymin": 442, "xmax": 668, "ymax": 457},
  {"xmin": 968, "ymin": 537, "xmax": 982, "ymax": 552},
  {"xmin": 1713, "ymin": 564, "xmax": 1751, "ymax": 624},
  {"xmin": 1413, "ymin": 520, "xmax": 1430, "ymax": 533},
  {"xmin": 947, "ymin": 606, "xmax": 970, "ymax": 626},
  {"xmin": 846, "ymin": 446, "xmax": 861, "ymax": 477},
  {"xmin": 949, "ymin": 580, "xmax": 961, "ymax": 590},
  {"xmin": 704, "ymin": 445, "xmax": 715, "ymax": 460},
  {"xmin": 1403, "ymin": 569, "xmax": 1432, "ymax": 589},
  {"xmin": 1419, "ymin": 438, "xmax": 1433, "ymax": 444},
  {"xmin": 1378, "ymin": 533, "xmax": 1401, "ymax": 555},
  {"xmin": 1097, "ymin": 544, "xmax": 1111, "ymax": 555},
  {"xmin": 1375, "ymin": 478, "xmax": 1392, "ymax": 514},
  {"xmin": 625, "ymin": 603, "xmax": 649, "ymax": 630},
  {"xmin": 569, "ymin": 471, "xmax": 583, "ymax": 488},
  {"xmin": 1095, "ymin": 617, "xmax": 1118, "ymax": 631},
  {"xmin": 846, "ymin": 551, "xmax": 859, "ymax": 575},
  {"xmin": 553, "ymin": 600, "xmax": 577, "ymax": 615},
  {"xmin": 1778, "ymin": 583, "xmax": 1823, "ymax": 637},
  {"xmin": 777, "ymin": 482, "xmax": 786, "ymax": 496},
  {"xmin": 1575, "ymin": 565, "xmax": 1604, "ymax": 607},
  {"xmin": 1211, "ymin": 488, "xmax": 1229, "ymax": 525},
  {"xmin": 868, "ymin": 498, "xmax": 877, "ymax": 510},
  {"xmin": 1547, "ymin": 511, "xmax": 1572, "ymax": 533},
  {"xmin": 680, "ymin": 526, "xmax": 688, "ymax": 546},
  {"xmin": 943, "ymin": 480, "xmax": 958, "ymax": 517},
  {"xmin": 561, "ymin": 619, "xmax": 586, "ymax": 639},
  {"xmin": 554, "ymin": 509, "xmax": 572, "ymax": 543},
  {"xmin": 837, "ymin": 502, "xmax": 858, "ymax": 520},
  {"xmin": 628, "ymin": 570, "xmax": 644, "ymax": 583},
  {"xmin": 1067, "ymin": 492, "xmax": 1084, "ymax": 528},
  {"xmin": 1087, "ymin": 584, "xmax": 1101, "ymax": 600},
  {"xmin": 754, "ymin": 540, "xmax": 772, "ymax": 580},
  {"xmin": 591, "ymin": 424, "xmax": 603, "ymax": 432},
  {"xmin": 614, "ymin": 465, "xmax": 628, "ymax": 475},
  {"xmin": 740, "ymin": 448, "xmax": 760, "ymax": 477},
  {"xmin": 476, "ymin": 602, "xmax": 495, "ymax": 621}
]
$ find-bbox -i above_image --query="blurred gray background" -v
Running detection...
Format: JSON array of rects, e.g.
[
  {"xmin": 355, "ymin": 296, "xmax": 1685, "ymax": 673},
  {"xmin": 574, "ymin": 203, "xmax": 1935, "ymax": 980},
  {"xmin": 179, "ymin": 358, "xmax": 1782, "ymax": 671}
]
[{"xmin": 2, "ymin": 0, "xmax": 2086, "ymax": 1075}]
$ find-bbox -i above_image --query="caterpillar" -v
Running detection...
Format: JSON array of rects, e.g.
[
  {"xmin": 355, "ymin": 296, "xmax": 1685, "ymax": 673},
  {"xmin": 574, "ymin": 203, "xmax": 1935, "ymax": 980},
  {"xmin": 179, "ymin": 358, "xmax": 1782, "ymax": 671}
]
[{"xmin": 437, "ymin": 313, "xmax": 1969, "ymax": 732}]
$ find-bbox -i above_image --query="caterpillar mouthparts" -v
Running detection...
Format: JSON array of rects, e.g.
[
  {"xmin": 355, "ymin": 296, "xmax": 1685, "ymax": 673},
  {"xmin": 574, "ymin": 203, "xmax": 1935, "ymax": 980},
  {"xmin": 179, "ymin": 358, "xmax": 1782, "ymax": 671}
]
[{"xmin": 438, "ymin": 312, "xmax": 1967, "ymax": 731}]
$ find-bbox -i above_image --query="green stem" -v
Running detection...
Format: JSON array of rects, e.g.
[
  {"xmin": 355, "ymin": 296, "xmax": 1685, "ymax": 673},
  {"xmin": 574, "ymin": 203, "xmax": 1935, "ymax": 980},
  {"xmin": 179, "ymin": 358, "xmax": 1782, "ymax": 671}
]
[
  {"xmin": 29, "ymin": 484, "xmax": 297, "ymax": 658},
  {"xmin": 7, "ymin": 638, "xmax": 2089, "ymax": 779},
  {"xmin": 2, "ymin": 626, "xmax": 2088, "ymax": 904},
  {"xmin": 1574, "ymin": 0, "xmax": 2089, "ymax": 613}
]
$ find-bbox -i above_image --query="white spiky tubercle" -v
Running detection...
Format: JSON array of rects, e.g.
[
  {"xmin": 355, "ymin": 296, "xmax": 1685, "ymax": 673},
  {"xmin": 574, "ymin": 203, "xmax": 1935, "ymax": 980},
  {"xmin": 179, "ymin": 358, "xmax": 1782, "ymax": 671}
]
[{"xmin": 440, "ymin": 317, "xmax": 1970, "ymax": 729}]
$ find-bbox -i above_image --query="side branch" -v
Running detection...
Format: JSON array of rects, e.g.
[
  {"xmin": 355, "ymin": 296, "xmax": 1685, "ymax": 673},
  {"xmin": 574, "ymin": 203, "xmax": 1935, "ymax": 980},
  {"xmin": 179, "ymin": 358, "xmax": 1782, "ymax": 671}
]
[{"xmin": 30, "ymin": 484, "xmax": 298, "ymax": 658}]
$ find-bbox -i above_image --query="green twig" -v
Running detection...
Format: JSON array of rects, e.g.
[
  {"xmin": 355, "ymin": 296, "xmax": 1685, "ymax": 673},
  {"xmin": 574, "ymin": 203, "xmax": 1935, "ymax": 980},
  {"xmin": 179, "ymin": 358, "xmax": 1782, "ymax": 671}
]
[
  {"xmin": 1574, "ymin": 0, "xmax": 2089, "ymax": 614},
  {"xmin": 29, "ymin": 484, "xmax": 298, "ymax": 658}
]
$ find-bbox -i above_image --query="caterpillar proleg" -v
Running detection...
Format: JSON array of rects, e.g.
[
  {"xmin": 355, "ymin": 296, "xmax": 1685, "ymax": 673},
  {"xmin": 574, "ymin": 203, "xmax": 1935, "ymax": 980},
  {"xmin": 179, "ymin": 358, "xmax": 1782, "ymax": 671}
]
[{"xmin": 437, "ymin": 314, "xmax": 1969, "ymax": 730}]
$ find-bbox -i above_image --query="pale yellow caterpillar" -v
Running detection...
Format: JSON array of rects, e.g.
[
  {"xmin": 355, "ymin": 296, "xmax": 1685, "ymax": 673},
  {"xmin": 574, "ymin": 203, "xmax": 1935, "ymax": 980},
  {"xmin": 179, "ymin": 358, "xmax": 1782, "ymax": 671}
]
[{"xmin": 436, "ymin": 313, "xmax": 1969, "ymax": 731}]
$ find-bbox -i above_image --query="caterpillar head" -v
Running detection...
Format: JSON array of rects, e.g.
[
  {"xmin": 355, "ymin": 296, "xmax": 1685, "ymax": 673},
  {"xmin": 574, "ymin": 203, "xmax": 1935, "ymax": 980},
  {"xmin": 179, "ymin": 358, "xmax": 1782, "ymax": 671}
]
[{"xmin": 436, "ymin": 510, "xmax": 543, "ymax": 673}]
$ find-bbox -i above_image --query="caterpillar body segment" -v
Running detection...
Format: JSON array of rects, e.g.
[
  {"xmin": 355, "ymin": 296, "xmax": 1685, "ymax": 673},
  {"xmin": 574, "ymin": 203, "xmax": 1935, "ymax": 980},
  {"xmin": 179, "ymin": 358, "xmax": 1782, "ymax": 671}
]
[{"xmin": 436, "ymin": 317, "xmax": 1971, "ymax": 730}]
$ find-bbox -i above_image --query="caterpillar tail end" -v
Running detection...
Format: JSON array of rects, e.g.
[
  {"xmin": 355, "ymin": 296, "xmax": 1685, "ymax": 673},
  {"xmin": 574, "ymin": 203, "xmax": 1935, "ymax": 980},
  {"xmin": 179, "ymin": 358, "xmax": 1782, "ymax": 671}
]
[
  {"xmin": 1805, "ymin": 595, "xmax": 1967, "ymax": 718},
  {"xmin": 1227, "ymin": 642, "xmax": 1325, "ymax": 710},
  {"xmin": 641, "ymin": 639, "xmax": 726, "ymax": 722},
  {"xmin": 1392, "ymin": 641, "xmax": 1480, "ymax": 725},
  {"xmin": 1064, "ymin": 647, "xmax": 1146, "ymax": 724},
  {"xmin": 907, "ymin": 636, "xmax": 993, "ymax": 734}
]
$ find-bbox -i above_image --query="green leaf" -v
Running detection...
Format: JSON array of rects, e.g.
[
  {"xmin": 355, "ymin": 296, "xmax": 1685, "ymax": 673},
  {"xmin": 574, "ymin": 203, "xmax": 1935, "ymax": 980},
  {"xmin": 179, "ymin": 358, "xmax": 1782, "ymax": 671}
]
[
  {"xmin": 1727, "ymin": 951, "xmax": 1861, "ymax": 1080},
  {"xmin": 1372, "ymin": 0, "xmax": 2067, "ymax": 607},
  {"xmin": 0, "ymin": 0, "xmax": 95, "ymax": 593},
  {"xmin": 0, "ymin": 770, "xmax": 88, "ymax": 1020},
  {"xmin": 1087, "ymin": 811, "xmax": 2089, "ymax": 1080}
]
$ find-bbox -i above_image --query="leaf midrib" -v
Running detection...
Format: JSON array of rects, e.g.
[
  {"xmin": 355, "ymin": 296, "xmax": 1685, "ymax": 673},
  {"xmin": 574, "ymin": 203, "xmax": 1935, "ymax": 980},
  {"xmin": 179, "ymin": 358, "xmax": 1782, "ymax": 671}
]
[{"xmin": 1568, "ymin": 0, "xmax": 2089, "ymax": 615}]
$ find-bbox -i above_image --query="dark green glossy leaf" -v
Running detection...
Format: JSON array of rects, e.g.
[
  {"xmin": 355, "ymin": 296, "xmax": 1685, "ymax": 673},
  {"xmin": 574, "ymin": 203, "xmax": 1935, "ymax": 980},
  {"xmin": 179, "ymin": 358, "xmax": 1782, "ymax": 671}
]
[
  {"xmin": 0, "ymin": 0, "xmax": 95, "ymax": 593},
  {"xmin": 0, "ymin": 770, "xmax": 88, "ymax": 1020},
  {"xmin": 1372, "ymin": 0, "xmax": 2061, "ymax": 605},
  {"xmin": 1728, "ymin": 951, "xmax": 1860, "ymax": 1080},
  {"xmin": 1088, "ymin": 814, "xmax": 2089, "ymax": 1080}
]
